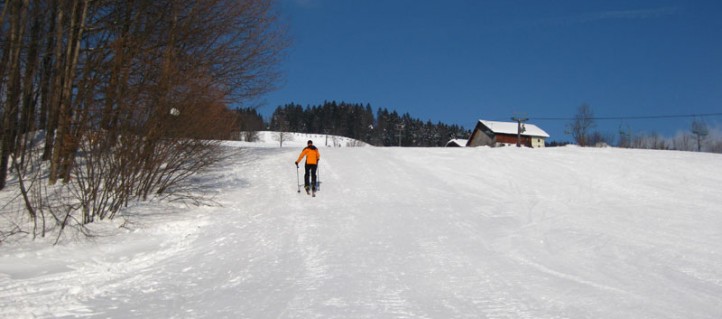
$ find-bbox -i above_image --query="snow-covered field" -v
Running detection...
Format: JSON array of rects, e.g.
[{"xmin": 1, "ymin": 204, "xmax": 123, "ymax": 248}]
[{"xmin": 1, "ymin": 135, "xmax": 721, "ymax": 318}]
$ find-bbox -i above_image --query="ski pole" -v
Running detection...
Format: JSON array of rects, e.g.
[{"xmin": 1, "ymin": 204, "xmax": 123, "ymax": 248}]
[
  {"xmin": 314, "ymin": 164, "xmax": 321, "ymax": 190},
  {"xmin": 296, "ymin": 164, "xmax": 301, "ymax": 193}
]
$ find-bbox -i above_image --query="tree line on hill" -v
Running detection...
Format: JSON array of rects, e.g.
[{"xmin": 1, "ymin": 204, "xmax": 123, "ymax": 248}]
[
  {"xmin": 566, "ymin": 104, "xmax": 722, "ymax": 153},
  {"xmin": 239, "ymin": 102, "xmax": 722, "ymax": 152},
  {"xmin": 243, "ymin": 101, "xmax": 471, "ymax": 147}
]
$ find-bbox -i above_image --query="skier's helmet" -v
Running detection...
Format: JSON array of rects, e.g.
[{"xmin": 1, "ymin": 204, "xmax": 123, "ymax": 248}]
[{"xmin": 307, "ymin": 140, "xmax": 313, "ymax": 145}]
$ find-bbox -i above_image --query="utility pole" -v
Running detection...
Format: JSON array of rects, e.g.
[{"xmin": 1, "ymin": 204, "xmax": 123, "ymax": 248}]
[
  {"xmin": 511, "ymin": 116, "xmax": 528, "ymax": 147},
  {"xmin": 396, "ymin": 124, "xmax": 405, "ymax": 147}
]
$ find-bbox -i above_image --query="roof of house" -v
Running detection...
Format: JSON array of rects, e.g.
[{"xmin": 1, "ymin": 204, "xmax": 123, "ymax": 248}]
[
  {"xmin": 445, "ymin": 139, "xmax": 468, "ymax": 147},
  {"xmin": 477, "ymin": 120, "xmax": 550, "ymax": 138}
]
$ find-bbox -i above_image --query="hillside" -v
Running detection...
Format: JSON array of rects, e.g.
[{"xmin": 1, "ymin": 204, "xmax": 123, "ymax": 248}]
[
  {"xmin": 236, "ymin": 131, "xmax": 369, "ymax": 148},
  {"xmin": 1, "ymin": 142, "xmax": 721, "ymax": 318}
]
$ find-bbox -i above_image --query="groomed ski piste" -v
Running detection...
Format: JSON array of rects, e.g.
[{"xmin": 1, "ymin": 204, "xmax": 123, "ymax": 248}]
[{"xmin": 1, "ymin": 132, "xmax": 721, "ymax": 318}]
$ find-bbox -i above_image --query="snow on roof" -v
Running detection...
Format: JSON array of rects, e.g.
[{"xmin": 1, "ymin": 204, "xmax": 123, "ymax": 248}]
[
  {"xmin": 445, "ymin": 139, "xmax": 468, "ymax": 147},
  {"xmin": 479, "ymin": 120, "xmax": 550, "ymax": 138}
]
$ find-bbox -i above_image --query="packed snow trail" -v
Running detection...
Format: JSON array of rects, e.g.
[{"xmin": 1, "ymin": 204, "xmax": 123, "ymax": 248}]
[{"xmin": 1, "ymin": 144, "xmax": 722, "ymax": 318}]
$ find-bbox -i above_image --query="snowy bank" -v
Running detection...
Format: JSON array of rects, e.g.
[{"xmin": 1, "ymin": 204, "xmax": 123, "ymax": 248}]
[{"xmin": 1, "ymin": 144, "xmax": 721, "ymax": 318}]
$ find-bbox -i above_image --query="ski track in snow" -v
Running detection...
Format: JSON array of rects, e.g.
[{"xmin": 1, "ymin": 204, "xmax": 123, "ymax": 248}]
[{"xmin": 1, "ymin": 142, "xmax": 722, "ymax": 318}]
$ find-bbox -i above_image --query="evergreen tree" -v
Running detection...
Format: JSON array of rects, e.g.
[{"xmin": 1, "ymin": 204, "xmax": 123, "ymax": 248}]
[{"xmin": 268, "ymin": 102, "xmax": 471, "ymax": 146}]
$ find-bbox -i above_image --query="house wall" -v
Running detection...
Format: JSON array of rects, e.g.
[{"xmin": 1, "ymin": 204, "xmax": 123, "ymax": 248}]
[
  {"xmin": 532, "ymin": 137, "xmax": 546, "ymax": 148},
  {"xmin": 495, "ymin": 134, "xmax": 546, "ymax": 148},
  {"xmin": 496, "ymin": 134, "xmax": 531, "ymax": 147},
  {"xmin": 468, "ymin": 131, "xmax": 494, "ymax": 147}
]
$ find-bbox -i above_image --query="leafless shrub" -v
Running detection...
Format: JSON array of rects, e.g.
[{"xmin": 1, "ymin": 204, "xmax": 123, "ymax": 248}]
[
  {"xmin": 672, "ymin": 132, "xmax": 695, "ymax": 152},
  {"xmin": 0, "ymin": 0, "xmax": 287, "ymax": 243},
  {"xmin": 708, "ymin": 140, "xmax": 722, "ymax": 154},
  {"xmin": 566, "ymin": 103, "xmax": 596, "ymax": 146},
  {"xmin": 631, "ymin": 132, "xmax": 669, "ymax": 150}
]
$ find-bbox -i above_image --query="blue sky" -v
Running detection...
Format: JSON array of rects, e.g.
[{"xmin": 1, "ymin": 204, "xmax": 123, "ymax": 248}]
[{"xmin": 261, "ymin": 0, "xmax": 722, "ymax": 142}]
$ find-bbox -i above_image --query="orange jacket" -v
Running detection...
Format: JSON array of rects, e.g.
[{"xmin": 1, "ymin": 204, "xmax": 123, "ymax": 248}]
[{"xmin": 296, "ymin": 146, "xmax": 320, "ymax": 165}]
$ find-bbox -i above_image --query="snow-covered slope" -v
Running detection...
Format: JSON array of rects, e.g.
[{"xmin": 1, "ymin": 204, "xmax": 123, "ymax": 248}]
[
  {"xmin": 234, "ymin": 131, "xmax": 369, "ymax": 148},
  {"xmin": 1, "ymin": 144, "xmax": 721, "ymax": 318}
]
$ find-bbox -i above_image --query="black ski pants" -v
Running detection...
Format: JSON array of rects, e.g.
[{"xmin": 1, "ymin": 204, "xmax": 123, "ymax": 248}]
[{"xmin": 304, "ymin": 164, "xmax": 318, "ymax": 190}]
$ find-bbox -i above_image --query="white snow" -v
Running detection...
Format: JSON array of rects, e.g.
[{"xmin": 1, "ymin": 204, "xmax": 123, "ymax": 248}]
[
  {"xmin": 1, "ymin": 136, "xmax": 722, "ymax": 318},
  {"xmin": 236, "ymin": 131, "xmax": 369, "ymax": 148}
]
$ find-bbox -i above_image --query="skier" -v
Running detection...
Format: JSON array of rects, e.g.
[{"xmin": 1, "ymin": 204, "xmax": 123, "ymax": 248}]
[{"xmin": 295, "ymin": 140, "xmax": 320, "ymax": 195}]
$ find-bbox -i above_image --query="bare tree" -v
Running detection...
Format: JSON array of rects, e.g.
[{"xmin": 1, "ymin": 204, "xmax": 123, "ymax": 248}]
[
  {"xmin": 1, "ymin": 0, "xmax": 287, "ymax": 240},
  {"xmin": 274, "ymin": 120, "xmax": 293, "ymax": 147},
  {"xmin": 0, "ymin": 0, "xmax": 31, "ymax": 190},
  {"xmin": 617, "ymin": 124, "xmax": 633, "ymax": 148},
  {"xmin": 566, "ymin": 103, "xmax": 596, "ymax": 146},
  {"xmin": 708, "ymin": 140, "xmax": 722, "ymax": 154},
  {"xmin": 631, "ymin": 132, "xmax": 669, "ymax": 150},
  {"xmin": 49, "ymin": 0, "xmax": 91, "ymax": 185},
  {"xmin": 672, "ymin": 132, "xmax": 694, "ymax": 152},
  {"xmin": 587, "ymin": 131, "xmax": 615, "ymax": 147}
]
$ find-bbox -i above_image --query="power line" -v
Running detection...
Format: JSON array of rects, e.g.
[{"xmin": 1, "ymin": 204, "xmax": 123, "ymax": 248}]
[{"xmin": 530, "ymin": 112, "xmax": 722, "ymax": 121}]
